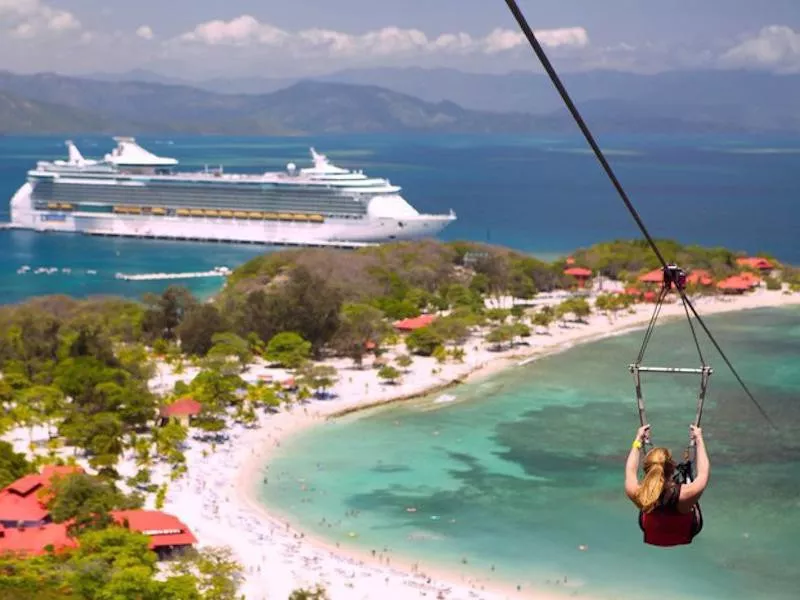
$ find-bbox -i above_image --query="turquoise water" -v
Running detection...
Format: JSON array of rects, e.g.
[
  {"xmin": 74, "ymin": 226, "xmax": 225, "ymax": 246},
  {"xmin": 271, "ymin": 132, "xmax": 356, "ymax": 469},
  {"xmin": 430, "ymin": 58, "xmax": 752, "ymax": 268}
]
[
  {"xmin": 2, "ymin": 134, "xmax": 800, "ymax": 303},
  {"xmin": 261, "ymin": 308, "xmax": 800, "ymax": 600}
]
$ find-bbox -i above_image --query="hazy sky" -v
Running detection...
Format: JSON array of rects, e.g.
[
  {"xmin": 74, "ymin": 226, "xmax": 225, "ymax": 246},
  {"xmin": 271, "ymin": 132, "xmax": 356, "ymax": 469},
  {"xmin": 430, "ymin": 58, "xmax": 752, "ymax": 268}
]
[{"xmin": 1, "ymin": 0, "xmax": 799, "ymax": 78}]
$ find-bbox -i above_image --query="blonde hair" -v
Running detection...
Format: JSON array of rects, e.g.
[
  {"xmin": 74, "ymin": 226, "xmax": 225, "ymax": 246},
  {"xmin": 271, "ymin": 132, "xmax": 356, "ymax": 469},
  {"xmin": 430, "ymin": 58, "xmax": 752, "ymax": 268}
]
[{"xmin": 634, "ymin": 447, "xmax": 675, "ymax": 513}]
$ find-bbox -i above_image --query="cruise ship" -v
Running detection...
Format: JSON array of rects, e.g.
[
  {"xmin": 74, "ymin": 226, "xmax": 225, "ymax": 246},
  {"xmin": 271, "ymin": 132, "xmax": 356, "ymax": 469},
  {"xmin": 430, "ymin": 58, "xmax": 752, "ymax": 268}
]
[{"xmin": 9, "ymin": 138, "xmax": 456, "ymax": 247}]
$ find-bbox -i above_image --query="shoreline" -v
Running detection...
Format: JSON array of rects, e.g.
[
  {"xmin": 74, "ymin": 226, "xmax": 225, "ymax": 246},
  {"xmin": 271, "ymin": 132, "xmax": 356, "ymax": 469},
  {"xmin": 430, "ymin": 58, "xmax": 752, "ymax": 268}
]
[
  {"xmin": 6, "ymin": 290, "xmax": 795, "ymax": 599},
  {"xmin": 216, "ymin": 290, "xmax": 800, "ymax": 599}
]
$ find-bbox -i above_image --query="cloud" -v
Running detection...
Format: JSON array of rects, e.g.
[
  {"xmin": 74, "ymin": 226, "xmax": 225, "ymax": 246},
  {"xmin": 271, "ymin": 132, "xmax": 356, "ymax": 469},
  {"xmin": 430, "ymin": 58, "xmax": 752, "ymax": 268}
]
[
  {"xmin": 720, "ymin": 25, "xmax": 800, "ymax": 73},
  {"xmin": 136, "ymin": 25, "xmax": 154, "ymax": 41},
  {"xmin": 178, "ymin": 15, "xmax": 289, "ymax": 47},
  {"xmin": 174, "ymin": 15, "xmax": 589, "ymax": 58},
  {"xmin": 0, "ymin": 0, "xmax": 81, "ymax": 39}
]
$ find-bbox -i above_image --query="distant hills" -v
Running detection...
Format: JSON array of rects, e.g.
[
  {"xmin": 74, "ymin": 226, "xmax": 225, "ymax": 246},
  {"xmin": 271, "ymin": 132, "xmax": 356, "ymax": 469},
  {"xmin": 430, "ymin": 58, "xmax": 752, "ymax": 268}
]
[{"xmin": 1, "ymin": 67, "xmax": 799, "ymax": 135}]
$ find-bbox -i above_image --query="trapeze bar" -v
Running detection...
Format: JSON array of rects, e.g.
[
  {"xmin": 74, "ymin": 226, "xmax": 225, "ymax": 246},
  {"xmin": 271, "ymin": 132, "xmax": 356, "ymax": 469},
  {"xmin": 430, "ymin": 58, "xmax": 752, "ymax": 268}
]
[{"xmin": 629, "ymin": 365, "xmax": 713, "ymax": 375}]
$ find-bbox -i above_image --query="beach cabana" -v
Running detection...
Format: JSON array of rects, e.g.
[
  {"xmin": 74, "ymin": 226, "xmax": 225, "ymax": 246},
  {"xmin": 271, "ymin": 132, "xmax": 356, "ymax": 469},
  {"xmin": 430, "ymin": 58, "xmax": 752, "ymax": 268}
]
[
  {"xmin": 563, "ymin": 267, "xmax": 592, "ymax": 289},
  {"xmin": 686, "ymin": 269, "xmax": 713, "ymax": 286},
  {"xmin": 158, "ymin": 398, "xmax": 202, "ymax": 427},
  {"xmin": 393, "ymin": 314, "xmax": 437, "ymax": 331}
]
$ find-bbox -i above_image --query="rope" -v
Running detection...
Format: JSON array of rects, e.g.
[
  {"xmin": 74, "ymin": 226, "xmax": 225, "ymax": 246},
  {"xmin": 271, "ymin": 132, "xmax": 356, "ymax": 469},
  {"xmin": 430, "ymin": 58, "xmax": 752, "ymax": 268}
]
[
  {"xmin": 680, "ymin": 292, "xmax": 706, "ymax": 367},
  {"xmin": 635, "ymin": 287, "xmax": 667, "ymax": 365},
  {"xmin": 501, "ymin": 0, "xmax": 777, "ymax": 431}
]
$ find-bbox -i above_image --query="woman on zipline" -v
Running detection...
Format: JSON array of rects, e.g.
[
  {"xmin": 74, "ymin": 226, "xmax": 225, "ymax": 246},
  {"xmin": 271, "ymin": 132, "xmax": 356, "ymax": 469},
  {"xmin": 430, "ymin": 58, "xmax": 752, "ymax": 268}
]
[{"xmin": 625, "ymin": 424, "xmax": 710, "ymax": 546}]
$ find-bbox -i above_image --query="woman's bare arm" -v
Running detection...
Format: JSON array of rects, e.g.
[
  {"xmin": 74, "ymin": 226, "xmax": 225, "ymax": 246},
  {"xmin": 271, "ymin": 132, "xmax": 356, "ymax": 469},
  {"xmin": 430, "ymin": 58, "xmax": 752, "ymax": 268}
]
[
  {"xmin": 625, "ymin": 445, "xmax": 641, "ymax": 500},
  {"xmin": 679, "ymin": 425, "xmax": 710, "ymax": 509},
  {"xmin": 625, "ymin": 424, "xmax": 649, "ymax": 501}
]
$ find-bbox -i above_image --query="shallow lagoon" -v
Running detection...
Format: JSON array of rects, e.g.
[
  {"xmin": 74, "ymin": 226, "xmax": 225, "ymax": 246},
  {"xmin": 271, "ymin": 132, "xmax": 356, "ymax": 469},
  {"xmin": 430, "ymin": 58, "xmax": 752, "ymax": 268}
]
[{"xmin": 262, "ymin": 308, "xmax": 800, "ymax": 600}]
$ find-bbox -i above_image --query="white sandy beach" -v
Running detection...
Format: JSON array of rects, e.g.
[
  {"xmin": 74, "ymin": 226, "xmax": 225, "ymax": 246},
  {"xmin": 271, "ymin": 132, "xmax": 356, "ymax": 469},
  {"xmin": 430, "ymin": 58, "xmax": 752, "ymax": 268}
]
[{"xmin": 5, "ymin": 288, "xmax": 800, "ymax": 600}]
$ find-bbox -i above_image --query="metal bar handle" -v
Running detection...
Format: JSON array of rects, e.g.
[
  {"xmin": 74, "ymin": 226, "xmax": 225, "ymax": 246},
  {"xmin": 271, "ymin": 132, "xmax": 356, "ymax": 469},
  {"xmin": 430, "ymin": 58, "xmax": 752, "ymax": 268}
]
[
  {"xmin": 631, "ymin": 366, "xmax": 651, "ymax": 448},
  {"xmin": 629, "ymin": 365, "xmax": 714, "ymax": 375}
]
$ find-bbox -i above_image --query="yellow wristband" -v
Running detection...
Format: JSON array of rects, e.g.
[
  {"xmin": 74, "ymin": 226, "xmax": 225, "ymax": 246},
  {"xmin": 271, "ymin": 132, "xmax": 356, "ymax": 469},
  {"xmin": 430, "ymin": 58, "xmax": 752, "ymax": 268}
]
[{"xmin": 632, "ymin": 439, "xmax": 642, "ymax": 449}]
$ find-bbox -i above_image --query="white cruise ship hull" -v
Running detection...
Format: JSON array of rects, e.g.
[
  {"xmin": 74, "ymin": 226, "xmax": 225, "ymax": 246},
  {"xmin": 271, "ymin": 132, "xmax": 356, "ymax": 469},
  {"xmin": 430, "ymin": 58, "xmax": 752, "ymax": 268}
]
[{"xmin": 10, "ymin": 182, "xmax": 453, "ymax": 247}]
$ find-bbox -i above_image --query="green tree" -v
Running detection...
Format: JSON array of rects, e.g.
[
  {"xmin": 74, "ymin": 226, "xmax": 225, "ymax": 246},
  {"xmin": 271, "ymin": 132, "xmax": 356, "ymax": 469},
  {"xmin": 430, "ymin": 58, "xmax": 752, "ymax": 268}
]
[
  {"xmin": 208, "ymin": 331, "xmax": 252, "ymax": 370},
  {"xmin": 430, "ymin": 316, "xmax": 471, "ymax": 346},
  {"xmin": 117, "ymin": 343, "xmax": 156, "ymax": 381},
  {"xmin": 290, "ymin": 585, "xmax": 330, "ymax": 600},
  {"xmin": 377, "ymin": 365, "xmax": 401, "ymax": 384},
  {"xmin": 265, "ymin": 332, "xmax": 311, "ymax": 368},
  {"xmin": 0, "ymin": 440, "xmax": 34, "ymax": 488},
  {"xmin": 405, "ymin": 327, "xmax": 444, "ymax": 357},
  {"xmin": 141, "ymin": 286, "xmax": 198, "ymax": 342},
  {"xmin": 154, "ymin": 420, "xmax": 188, "ymax": 461},
  {"xmin": 177, "ymin": 304, "xmax": 227, "ymax": 356},
  {"xmin": 486, "ymin": 325, "xmax": 515, "ymax": 350},
  {"xmin": 432, "ymin": 345, "xmax": 448, "ymax": 364},
  {"xmin": 532, "ymin": 307, "xmax": 554, "ymax": 332},
  {"xmin": 246, "ymin": 382, "xmax": 281, "ymax": 411},
  {"xmin": 189, "ymin": 367, "xmax": 244, "ymax": 433},
  {"xmin": 395, "ymin": 354, "xmax": 414, "ymax": 374},
  {"xmin": 173, "ymin": 547, "xmax": 244, "ymax": 600},
  {"xmin": 298, "ymin": 364, "xmax": 339, "ymax": 397},
  {"xmin": 485, "ymin": 308, "xmax": 510, "ymax": 324},
  {"xmin": 511, "ymin": 322, "xmax": 531, "ymax": 343},
  {"xmin": 450, "ymin": 347, "xmax": 466, "ymax": 363},
  {"xmin": 48, "ymin": 472, "xmax": 141, "ymax": 531},
  {"xmin": 332, "ymin": 303, "xmax": 387, "ymax": 368}
]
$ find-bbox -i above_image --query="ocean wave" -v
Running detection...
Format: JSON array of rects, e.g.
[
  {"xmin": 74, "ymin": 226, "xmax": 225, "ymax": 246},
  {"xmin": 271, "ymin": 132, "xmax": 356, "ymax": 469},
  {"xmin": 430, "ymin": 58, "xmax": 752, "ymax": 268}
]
[{"xmin": 716, "ymin": 148, "xmax": 800, "ymax": 155}]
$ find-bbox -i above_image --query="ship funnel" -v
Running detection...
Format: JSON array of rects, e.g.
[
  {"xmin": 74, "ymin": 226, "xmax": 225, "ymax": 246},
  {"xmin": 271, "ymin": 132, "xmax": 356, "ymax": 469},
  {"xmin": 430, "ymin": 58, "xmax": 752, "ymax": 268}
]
[{"xmin": 66, "ymin": 140, "xmax": 86, "ymax": 165}]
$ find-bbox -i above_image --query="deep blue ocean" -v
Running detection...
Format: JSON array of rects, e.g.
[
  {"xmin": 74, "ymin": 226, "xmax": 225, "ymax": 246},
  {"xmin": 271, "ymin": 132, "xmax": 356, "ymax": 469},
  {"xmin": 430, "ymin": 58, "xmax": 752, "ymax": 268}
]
[{"xmin": 1, "ymin": 133, "xmax": 799, "ymax": 303}]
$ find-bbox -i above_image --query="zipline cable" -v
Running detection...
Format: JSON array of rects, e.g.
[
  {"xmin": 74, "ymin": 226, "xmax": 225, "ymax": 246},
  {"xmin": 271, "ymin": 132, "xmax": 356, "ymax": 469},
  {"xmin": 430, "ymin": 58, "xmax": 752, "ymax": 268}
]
[{"xmin": 501, "ymin": 0, "xmax": 776, "ymax": 430}]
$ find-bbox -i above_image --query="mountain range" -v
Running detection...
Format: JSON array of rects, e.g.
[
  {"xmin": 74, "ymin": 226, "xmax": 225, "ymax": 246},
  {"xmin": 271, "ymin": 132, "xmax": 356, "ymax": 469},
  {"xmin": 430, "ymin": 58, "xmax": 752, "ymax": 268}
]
[{"xmin": 1, "ymin": 67, "xmax": 799, "ymax": 135}]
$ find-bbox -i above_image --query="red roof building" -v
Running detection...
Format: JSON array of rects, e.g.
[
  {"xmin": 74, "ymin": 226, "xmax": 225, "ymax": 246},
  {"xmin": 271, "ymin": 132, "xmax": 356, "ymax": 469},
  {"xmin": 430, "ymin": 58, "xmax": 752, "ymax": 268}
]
[
  {"xmin": 0, "ymin": 466, "xmax": 83, "ymax": 528},
  {"xmin": 738, "ymin": 271, "xmax": 762, "ymax": 287},
  {"xmin": 393, "ymin": 314, "xmax": 437, "ymax": 331},
  {"xmin": 159, "ymin": 398, "xmax": 203, "ymax": 427},
  {"xmin": 736, "ymin": 257, "xmax": 773, "ymax": 271},
  {"xmin": 624, "ymin": 287, "xmax": 643, "ymax": 298},
  {"xmin": 0, "ymin": 473, "xmax": 196, "ymax": 559},
  {"xmin": 717, "ymin": 276, "xmax": 752, "ymax": 293},
  {"xmin": 686, "ymin": 269, "xmax": 713, "ymax": 286},
  {"xmin": 159, "ymin": 398, "xmax": 202, "ymax": 418},
  {"xmin": 0, "ymin": 522, "xmax": 77, "ymax": 556},
  {"xmin": 112, "ymin": 510, "xmax": 197, "ymax": 556},
  {"xmin": 564, "ymin": 267, "xmax": 592, "ymax": 289},
  {"xmin": 638, "ymin": 269, "xmax": 664, "ymax": 284}
]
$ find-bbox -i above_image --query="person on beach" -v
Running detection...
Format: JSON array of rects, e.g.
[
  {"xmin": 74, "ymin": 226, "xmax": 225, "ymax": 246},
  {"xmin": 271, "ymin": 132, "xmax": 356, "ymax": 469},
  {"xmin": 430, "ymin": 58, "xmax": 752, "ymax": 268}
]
[{"xmin": 624, "ymin": 424, "xmax": 710, "ymax": 546}]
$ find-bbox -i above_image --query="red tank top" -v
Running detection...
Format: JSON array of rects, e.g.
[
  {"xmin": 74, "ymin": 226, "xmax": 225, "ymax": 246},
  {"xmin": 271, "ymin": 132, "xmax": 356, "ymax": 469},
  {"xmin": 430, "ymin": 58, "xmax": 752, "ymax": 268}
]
[{"xmin": 639, "ymin": 484, "xmax": 697, "ymax": 547}]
